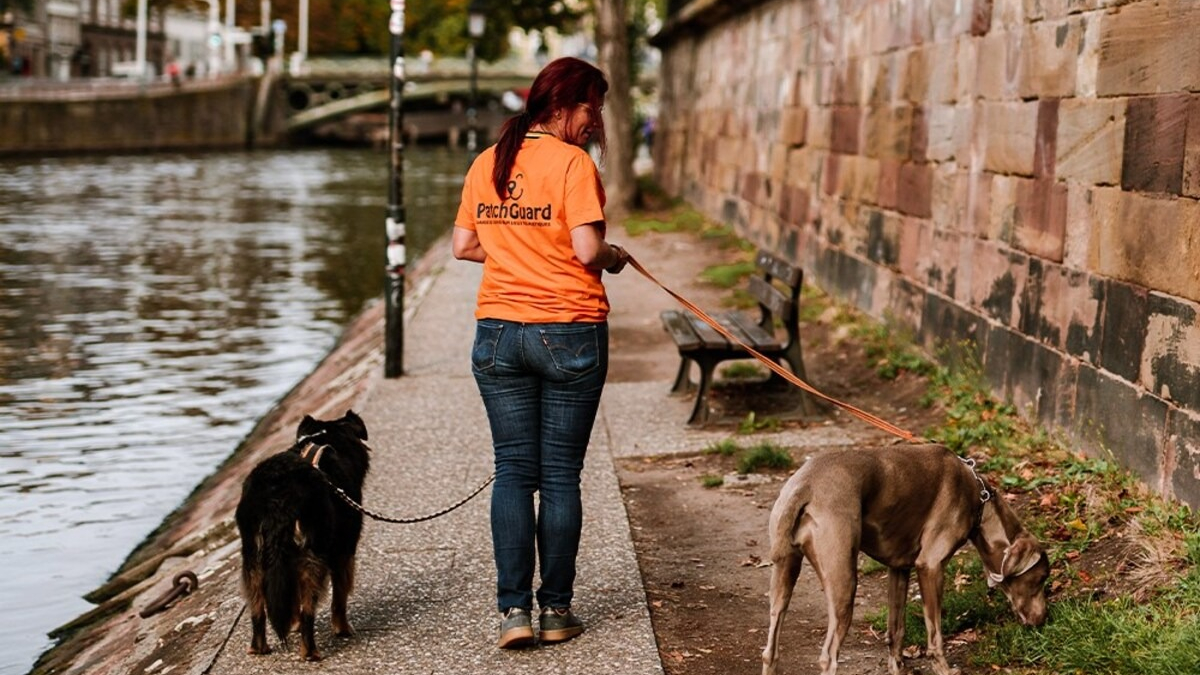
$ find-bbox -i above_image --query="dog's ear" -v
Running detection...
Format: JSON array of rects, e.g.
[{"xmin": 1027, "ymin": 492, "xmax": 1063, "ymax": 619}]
[
  {"xmin": 1001, "ymin": 536, "xmax": 1043, "ymax": 579},
  {"xmin": 342, "ymin": 410, "xmax": 368, "ymax": 441},
  {"xmin": 297, "ymin": 414, "xmax": 320, "ymax": 438}
]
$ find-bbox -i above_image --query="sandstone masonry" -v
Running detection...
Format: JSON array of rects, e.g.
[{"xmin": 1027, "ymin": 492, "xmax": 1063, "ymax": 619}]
[{"xmin": 652, "ymin": 0, "xmax": 1200, "ymax": 505}]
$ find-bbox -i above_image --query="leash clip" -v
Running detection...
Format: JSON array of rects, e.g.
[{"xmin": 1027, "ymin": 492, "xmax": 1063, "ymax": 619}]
[{"xmin": 958, "ymin": 456, "xmax": 991, "ymax": 503}]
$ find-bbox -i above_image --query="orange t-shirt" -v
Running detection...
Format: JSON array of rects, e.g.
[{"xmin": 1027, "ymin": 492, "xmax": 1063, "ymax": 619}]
[{"xmin": 455, "ymin": 135, "xmax": 609, "ymax": 323}]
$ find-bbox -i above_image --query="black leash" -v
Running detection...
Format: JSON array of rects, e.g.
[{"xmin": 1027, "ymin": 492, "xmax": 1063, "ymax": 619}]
[{"xmin": 317, "ymin": 467, "xmax": 495, "ymax": 525}]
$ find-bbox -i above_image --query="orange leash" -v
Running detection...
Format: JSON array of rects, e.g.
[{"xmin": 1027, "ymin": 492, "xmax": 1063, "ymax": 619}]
[{"xmin": 625, "ymin": 254, "xmax": 921, "ymax": 443}]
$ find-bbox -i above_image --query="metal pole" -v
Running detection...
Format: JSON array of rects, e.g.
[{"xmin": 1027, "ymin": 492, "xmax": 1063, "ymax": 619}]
[
  {"xmin": 467, "ymin": 41, "xmax": 477, "ymax": 152},
  {"xmin": 225, "ymin": 0, "xmax": 235, "ymax": 72},
  {"xmin": 135, "ymin": 0, "xmax": 147, "ymax": 78},
  {"xmin": 385, "ymin": 0, "xmax": 406, "ymax": 378},
  {"xmin": 298, "ymin": 0, "xmax": 308, "ymax": 70}
]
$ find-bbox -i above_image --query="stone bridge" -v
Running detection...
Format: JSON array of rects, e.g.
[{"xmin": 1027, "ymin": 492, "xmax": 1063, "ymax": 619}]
[{"xmin": 285, "ymin": 56, "xmax": 538, "ymax": 142}]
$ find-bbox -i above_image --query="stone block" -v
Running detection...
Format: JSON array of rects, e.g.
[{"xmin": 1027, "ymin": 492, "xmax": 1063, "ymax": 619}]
[
  {"xmin": 1014, "ymin": 179, "xmax": 1067, "ymax": 261},
  {"xmin": 1093, "ymin": 192, "xmax": 1200, "ymax": 302},
  {"xmin": 970, "ymin": 240, "xmax": 1028, "ymax": 327},
  {"xmin": 1185, "ymin": 96, "xmax": 1200, "ymax": 199},
  {"xmin": 1073, "ymin": 366, "xmax": 1168, "ymax": 493},
  {"xmin": 910, "ymin": 106, "xmax": 928, "ymax": 161},
  {"xmin": 1056, "ymin": 98, "xmax": 1126, "ymax": 186},
  {"xmin": 976, "ymin": 31, "xmax": 1019, "ymax": 100},
  {"xmin": 1122, "ymin": 94, "xmax": 1189, "ymax": 195},
  {"xmin": 955, "ymin": 37, "xmax": 980, "ymax": 101},
  {"xmin": 927, "ymin": 41, "xmax": 958, "ymax": 103},
  {"xmin": 919, "ymin": 292, "xmax": 990, "ymax": 357},
  {"xmin": 982, "ymin": 101, "xmax": 1039, "ymax": 176},
  {"xmin": 1034, "ymin": 98, "xmax": 1060, "ymax": 179},
  {"xmin": 999, "ymin": 326, "xmax": 1073, "ymax": 427},
  {"xmin": 1143, "ymin": 293, "xmax": 1200, "ymax": 410},
  {"xmin": 865, "ymin": 209, "xmax": 902, "ymax": 268},
  {"xmin": 808, "ymin": 107, "xmax": 832, "ymax": 150},
  {"xmin": 1039, "ymin": 263, "xmax": 1104, "ymax": 361},
  {"xmin": 778, "ymin": 184, "xmax": 811, "ymax": 226},
  {"xmin": 1019, "ymin": 19, "xmax": 1080, "ymax": 98},
  {"xmin": 1063, "ymin": 185, "xmax": 1117, "ymax": 273},
  {"xmin": 986, "ymin": 173, "xmax": 1022, "ymax": 243},
  {"xmin": 1096, "ymin": 0, "xmax": 1200, "ymax": 97},
  {"xmin": 850, "ymin": 157, "xmax": 881, "ymax": 205},
  {"xmin": 877, "ymin": 159, "xmax": 900, "ymax": 211},
  {"xmin": 896, "ymin": 162, "xmax": 934, "ymax": 218},
  {"xmin": 931, "ymin": 165, "xmax": 961, "ymax": 232},
  {"xmin": 991, "ymin": 0, "xmax": 1025, "ymax": 29},
  {"xmin": 823, "ymin": 153, "xmax": 840, "ymax": 196},
  {"xmin": 1024, "ymin": 0, "xmax": 1070, "ymax": 21},
  {"xmin": 780, "ymin": 106, "xmax": 808, "ymax": 147},
  {"xmin": 927, "ymin": 104, "xmax": 957, "ymax": 161},
  {"xmin": 1075, "ymin": 10, "xmax": 1101, "ymax": 96},
  {"xmin": 929, "ymin": 229, "xmax": 963, "ymax": 297},
  {"xmin": 899, "ymin": 215, "xmax": 933, "ymax": 280},
  {"xmin": 863, "ymin": 106, "xmax": 912, "ymax": 160},
  {"xmin": 1167, "ymin": 408, "xmax": 1200, "ymax": 507},
  {"xmin": 965, "ymin": 170, "xmax": 994, "ymax": 238},
  {"xmin": 831, "ymin": 106, "xmax": 862, "ymax": 154},
  {"xmin": 1099, "ymin": 278, "xmax": 1149, "ymax": 384},
  {"xmin": 901, "ymin": 47, "xmax": 932, "ymax": 103}
]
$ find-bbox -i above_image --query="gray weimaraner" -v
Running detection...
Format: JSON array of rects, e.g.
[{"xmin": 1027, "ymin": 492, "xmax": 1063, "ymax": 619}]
[{"xmin": 761, "ymin": 443, "xmax": 1049, "ymax": 675}]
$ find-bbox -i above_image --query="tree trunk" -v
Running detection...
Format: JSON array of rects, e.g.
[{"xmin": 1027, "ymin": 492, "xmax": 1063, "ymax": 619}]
[{"xmin": 595, "ymin": 0, "xmax": 636, "ymax": 219}]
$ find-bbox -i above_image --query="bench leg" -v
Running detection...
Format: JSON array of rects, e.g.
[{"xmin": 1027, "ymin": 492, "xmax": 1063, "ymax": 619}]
[
  {"xmin": 687, "ymin": 358, "xmax": 718, "ymax": 426},
  {"xmin": 780, "ymin": 341, "xmax": 820, "ymax": 417},
  {"xmin": 670, "ymin": 357, "xmax": 695, "ymax": 394}
]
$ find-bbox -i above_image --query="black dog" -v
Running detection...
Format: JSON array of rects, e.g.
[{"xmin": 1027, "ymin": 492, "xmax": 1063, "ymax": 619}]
[{"xmin": 235, "ymin": 410, "xmax": 371, "ymax": 661}]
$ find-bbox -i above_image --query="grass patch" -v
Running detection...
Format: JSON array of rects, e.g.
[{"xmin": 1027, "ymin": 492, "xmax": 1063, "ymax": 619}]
[
  {"xmin": 852, "ymin": 321, "xmax": 936, "ymax": 380},
  {"xmin": 736, "ymin": 442, "xmax": 794, "ymax": 474},
  {"xmin": 699, "ymin": 474, "xmax": 725, "ymax": 488},
  {"xmin": 737, "ymin": 411, "xmax": 781, "ymax": 434},
  {"xmin": 720, "ymin": 362, "xmax": 767, "ymax": 381},
  {"xmin": 703, "ymin": 438, "xmax": 740, "ymax": 457},
  {"xmin": 700, "ymin": 260, "xmax": 757, "ymax": 288}
]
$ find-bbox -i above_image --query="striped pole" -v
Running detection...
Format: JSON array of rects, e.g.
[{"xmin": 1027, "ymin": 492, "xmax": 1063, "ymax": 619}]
[{"xmin": 385, "ymin": 0, "xmax": 406, "ymax": 378}]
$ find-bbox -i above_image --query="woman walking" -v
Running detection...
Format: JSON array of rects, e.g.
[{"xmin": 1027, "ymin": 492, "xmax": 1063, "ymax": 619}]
[{"xmin": 452, "ymin": 56, "xmax": 629, "ymax": 649}]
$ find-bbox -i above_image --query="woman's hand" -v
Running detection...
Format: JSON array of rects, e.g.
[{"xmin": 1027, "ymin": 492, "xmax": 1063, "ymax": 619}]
[{"xmin": 605, "ymin": 243, "xmax": 629, "ymax": 274}]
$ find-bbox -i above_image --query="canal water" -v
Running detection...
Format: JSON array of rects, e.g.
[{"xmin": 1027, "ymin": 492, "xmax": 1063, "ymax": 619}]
[{"xmin": 0, "ymin": 146, "xmax": 468, "ymax": 675}]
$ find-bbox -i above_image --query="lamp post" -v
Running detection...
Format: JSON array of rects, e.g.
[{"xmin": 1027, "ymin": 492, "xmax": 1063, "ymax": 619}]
[
  {"xmin": 466, "ymin": 0, "xmax": 486, "ymax": 152},
  {"xmin": 135, "ymin": 0, "xmax": 147, "ymax": 78},
  {"xmin": 384, "ymin": 0, "xmax": 406, "ymax": 378}
]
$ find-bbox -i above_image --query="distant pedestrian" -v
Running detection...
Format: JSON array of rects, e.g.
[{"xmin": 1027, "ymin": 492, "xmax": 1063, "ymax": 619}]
[
  {"xmin": 166, "ymin": 59, "xmax": 181, "ymax": 88},
  {"xmin": 452, "ymin": 56, "xmax": 628, "ymax": 650}
]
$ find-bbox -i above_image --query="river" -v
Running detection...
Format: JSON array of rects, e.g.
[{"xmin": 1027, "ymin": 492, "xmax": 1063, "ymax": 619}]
[{"xmin": 0, "ymin": 146, "xmax": 468, "ymax": 675}]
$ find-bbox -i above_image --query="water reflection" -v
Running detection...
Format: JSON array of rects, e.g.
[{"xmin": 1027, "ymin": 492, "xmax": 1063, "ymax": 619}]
[{"xmin": 0, "ymin": 146, "xmax": 465, "ymax": 675}]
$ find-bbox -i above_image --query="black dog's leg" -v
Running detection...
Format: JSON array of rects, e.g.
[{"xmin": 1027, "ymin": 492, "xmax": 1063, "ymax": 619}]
[
  {"xmin": 331, "ymin": 554, "xmax": 356, "ymax": 637},
  {"xmin": 246, "ymin": 572, "xmax": 271, "ymax": 655}
]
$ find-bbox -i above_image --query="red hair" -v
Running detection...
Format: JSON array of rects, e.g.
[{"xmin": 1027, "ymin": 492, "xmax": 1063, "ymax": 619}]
[{"xmin": 491, "ymin": 57, "xmax": 609, "ymax": 198}]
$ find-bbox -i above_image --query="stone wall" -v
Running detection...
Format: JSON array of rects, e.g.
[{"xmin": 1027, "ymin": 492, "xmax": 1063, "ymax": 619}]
[
  {"xmin": 0, "ymin": 78, "xmax": 285, "ymax": 156},
  {"xmin": 652, "ymin": 0, "xmax": 1200, "ymax": 505}
]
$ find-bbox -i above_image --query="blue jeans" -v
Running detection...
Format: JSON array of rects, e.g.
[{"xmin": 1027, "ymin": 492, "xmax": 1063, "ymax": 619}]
[{"xmin": 471, "ymin": 319, "xmax": 608, "ymax": 613}]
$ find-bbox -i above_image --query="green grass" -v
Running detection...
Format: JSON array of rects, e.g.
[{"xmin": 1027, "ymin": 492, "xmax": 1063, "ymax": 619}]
[
  {"xmin": 735, "ymin": 442, "xmax": 794, "ymax": 474},
  {"xmin": 720, "ymin": 362, "xmax": 766, "ymax": 381},
  {"xmin": 700, "ymin": 474, "xmax": 725, "ymax": 488},
  {"xmin": 975, "ymin": 577, "xmax": 1200, "ymax": 675},
  {"xmin": 866, "ymin": 556, "xmax": 1009, "ymax": 646},
  {"xmin": 700, "ymin": 260, "xmax": 757, "ymax": 288},
  {"xmin": 703, "ymin": 438, "xmax": 740, "ymax": 457},
  {"xmin": 737, "ymin": 411, "xmax": 781, "ymax": 434}
]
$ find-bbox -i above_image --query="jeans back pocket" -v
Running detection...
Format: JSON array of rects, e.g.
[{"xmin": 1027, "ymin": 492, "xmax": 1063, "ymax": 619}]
[
  {"xmin": 471, "ymin": 321, "xmax": 504, "ymax": 373},
  {"xmin": 537, "ymin": 323, "xmax": 603, "ymax": 379}
]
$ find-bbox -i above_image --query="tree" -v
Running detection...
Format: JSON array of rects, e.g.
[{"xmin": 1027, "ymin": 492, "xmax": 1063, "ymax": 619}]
[{"xmin": 595, "ymin": 0, "xmax": 636, "ymax": 217}]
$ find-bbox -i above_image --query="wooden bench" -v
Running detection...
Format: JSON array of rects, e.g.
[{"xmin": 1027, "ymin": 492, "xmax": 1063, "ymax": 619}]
[{"xmin": 660, "ymin": 250, "xmax": 815, "ymax": 425}]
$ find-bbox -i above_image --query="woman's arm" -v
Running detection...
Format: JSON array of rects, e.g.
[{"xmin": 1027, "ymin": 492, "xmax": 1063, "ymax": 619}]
[
  {"xmin": 571, "ymin": 222, "xmax": 629, "ymax": 273},
  {"xmin": 452, "ymin": 226, "xmax": 487, "ymax": 263}
]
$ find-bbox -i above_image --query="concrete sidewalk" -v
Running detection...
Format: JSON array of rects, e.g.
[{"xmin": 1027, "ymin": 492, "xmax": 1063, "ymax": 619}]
[{"xmin": 206, "ymin": 256, "xmax": 664, "ymax": 674}]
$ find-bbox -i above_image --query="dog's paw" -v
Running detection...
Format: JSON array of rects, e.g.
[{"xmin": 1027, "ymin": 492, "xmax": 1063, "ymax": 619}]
[{"xmin": 246, "ymin": 645, "xmax": 271, "ymax": 656}]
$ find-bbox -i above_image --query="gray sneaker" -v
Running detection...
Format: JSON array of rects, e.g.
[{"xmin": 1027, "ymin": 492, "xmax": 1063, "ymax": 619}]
[
  {"xmin": 497, "ymin": 607, "xmax": 535, "ymax": 649},
  {"xmin": 539, "ymin": 606, "xmax": 584, "ymax": 643}
]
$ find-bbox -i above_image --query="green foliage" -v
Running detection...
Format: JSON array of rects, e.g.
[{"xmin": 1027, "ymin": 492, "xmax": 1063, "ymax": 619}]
[
  {"xmin": 699, "ymin": 474, "xmax": 724, "ymax": 488},
  {"xmin": 737, "ymin": 411, "xmax": 780, "ymax": 434},
  {"xmin": 975, "ymin": 585, "xmax": 1200, "ymax": 675},
  {"xmin": 851, "ymin": 321, "xmax": 934, "ymax": 380},
  {"xmin": 736, "ymin": 442, "xmax": 793, "ymax": 474},
  {"xmin": 920, "ymin": 354, "xmax": 1020, "ymax": 455},
  {"xmin": 720, "ymin": 362, "xmax": 766, "ymax": 381},
  {"xmin": 700, "ymin": 260, "xmax": 757, "ymax": 289},
  {"xmin": 702, "ymin": 438, "xmax": 740, "ymax": 457}
]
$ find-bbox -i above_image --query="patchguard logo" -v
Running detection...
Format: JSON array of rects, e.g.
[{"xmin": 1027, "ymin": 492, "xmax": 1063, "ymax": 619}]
[{"xmin": 476, "ymin": 172, "xmax": 553, "ymax": 226}]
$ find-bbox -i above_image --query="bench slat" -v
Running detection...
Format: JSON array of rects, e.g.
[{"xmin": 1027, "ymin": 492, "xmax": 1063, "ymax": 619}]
[
  {"xmin": 687, "ymin": 313, "xmax": 731, "ymax": 349},
  {"xmin": 747, "ymin": 275, "xmax": 794, "ymax": 321},
  {"xmin": 723, "ymin": 311, "xmax": 783, "ymax": 351},
  {"xmin": 755, "ymin": 250, "xmax": 802, "ymax": 288},
  {"xmin": 661, "ymin": 309, "xmax": 703, "ymax": 351}
]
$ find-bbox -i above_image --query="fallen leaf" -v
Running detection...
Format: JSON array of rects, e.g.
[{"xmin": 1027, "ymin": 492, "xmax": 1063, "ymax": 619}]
[
  {"xmin": 740, "ymin": 555, "xmax": 762, "ymax": 567},
  {"xmin": 1065, "ymin": 550, "xmax": 1080, "ymax": 561},
  {"xmin": 699, "ymin": 585, "xmax": 716, "ymax": 591},
  {"xmin": 1066, "ymin": 518, "xmax": 1088, "ymax": 532}
]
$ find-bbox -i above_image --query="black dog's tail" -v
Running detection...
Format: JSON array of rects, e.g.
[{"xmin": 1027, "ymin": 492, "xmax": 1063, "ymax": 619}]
[{"xmin": 260, "ymin": 506, "xmax": 305, "ymax": 645}]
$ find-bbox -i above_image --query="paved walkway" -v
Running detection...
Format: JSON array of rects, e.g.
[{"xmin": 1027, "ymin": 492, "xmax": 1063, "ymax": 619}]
[{"xmin": 208, "ymin": 257, "xmax": 664, "ymax": 675}]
